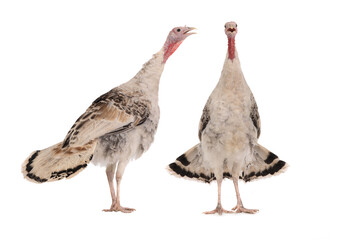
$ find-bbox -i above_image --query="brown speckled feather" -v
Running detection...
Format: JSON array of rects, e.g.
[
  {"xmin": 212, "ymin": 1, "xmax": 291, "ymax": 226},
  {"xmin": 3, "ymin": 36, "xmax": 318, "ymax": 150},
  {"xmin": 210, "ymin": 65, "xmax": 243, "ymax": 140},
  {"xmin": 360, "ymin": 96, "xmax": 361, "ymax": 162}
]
[
  {"xmin": 62, "ymin": 88, "xmax": 150, "ymax": 148},
  {"xmin": 250, "ymin": 93, "xmax": 261, "ymax": 138},
  {"xmin": 198, "ymin": 99, "xmax": 211, "ymax": 140}
]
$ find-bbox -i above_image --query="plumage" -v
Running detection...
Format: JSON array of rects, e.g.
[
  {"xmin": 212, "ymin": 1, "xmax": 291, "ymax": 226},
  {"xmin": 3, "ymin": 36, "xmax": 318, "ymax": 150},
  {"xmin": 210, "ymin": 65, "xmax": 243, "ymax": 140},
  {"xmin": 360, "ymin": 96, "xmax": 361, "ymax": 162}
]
[
  {"xmin": 22, "ymin": 26, "xmax": 196, "ymax": 212},
  {"xmin": 250, "ymin": 93, "xmax": 261, "ymax": 138},
  {"xmin": 198, "ymin": 100, "xmax": 210, "ymax": 140},
  {"xmin": 168, "ymin": 22, "xmax": 288, "ymax": 215}
]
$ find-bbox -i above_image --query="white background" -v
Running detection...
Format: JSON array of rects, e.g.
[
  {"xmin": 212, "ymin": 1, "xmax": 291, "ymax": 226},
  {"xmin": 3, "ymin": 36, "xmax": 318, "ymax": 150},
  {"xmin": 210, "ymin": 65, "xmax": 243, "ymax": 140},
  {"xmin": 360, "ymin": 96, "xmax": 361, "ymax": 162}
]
[{"xmin": 1, "ymin": 0, "xmax": 360, "ymax": 239}]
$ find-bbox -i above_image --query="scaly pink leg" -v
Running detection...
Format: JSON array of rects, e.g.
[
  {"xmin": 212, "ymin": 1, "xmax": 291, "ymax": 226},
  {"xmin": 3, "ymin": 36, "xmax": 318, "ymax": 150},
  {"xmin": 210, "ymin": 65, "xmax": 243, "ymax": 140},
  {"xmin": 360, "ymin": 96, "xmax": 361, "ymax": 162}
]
[
  {"xmin": 204, "ymin": 178, "xmax": 232, "ymax": 215},
  {"xmin": 103, "ymin": 162, "xmax": 135, "ymax": 213},
  {"xmin": 231, "ymin": 177, "xmax": 258, "ymax": 214},
  {"xmin": 103, "ymin": 164, "xmax": 117, "ymax": 211}
]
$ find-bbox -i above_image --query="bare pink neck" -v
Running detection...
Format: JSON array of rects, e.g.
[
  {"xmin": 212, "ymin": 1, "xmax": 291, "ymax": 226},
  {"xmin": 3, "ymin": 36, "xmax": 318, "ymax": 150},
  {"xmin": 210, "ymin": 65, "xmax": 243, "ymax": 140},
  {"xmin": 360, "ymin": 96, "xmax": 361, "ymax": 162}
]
[
  {"xmin": 228, "ymin": 37, "xmax": 236, "ymax": 60},
  {"xmin": 162, "ymin": 39, "xmax": 183, "ymax": 63}
]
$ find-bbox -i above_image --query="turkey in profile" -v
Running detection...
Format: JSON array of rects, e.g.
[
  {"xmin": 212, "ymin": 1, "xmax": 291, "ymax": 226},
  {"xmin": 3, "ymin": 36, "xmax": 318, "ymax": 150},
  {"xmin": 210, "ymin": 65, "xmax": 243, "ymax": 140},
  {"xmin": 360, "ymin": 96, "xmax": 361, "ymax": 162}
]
[
  {"xmin": 168, "ymin": 22, "xmax": 287, "ymax": 215},
  {"xmin": 22, "ymin": 26, "xmax": 196, "ymax": 212}
]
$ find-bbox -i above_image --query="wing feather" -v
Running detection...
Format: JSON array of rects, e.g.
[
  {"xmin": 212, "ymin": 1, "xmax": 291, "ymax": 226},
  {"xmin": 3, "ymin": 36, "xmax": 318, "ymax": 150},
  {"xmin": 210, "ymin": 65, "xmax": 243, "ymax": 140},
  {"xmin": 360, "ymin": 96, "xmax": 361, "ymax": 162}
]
[
  {"xmin": 62, "ymin": 88, "xmax": 149, "ymax": 148},
  {"xmin": 198, "ymin": 99, "xmax": 211, "ymax": 140},
  {"xmin": 250, "ymin": 93, "xmax": 261, "ymax": 138}
]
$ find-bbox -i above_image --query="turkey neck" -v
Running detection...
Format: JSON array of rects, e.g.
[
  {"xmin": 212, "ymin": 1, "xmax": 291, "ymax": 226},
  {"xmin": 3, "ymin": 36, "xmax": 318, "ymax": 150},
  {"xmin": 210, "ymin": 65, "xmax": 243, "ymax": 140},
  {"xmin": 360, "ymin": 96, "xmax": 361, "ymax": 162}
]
[
  {"xmin": 162, "ymin": 38, "xmax": 183, "ymax": 64},
  {"xmin": 129, "ymin": 51, "xmax": 165, "ymax": 101},
  {"xmin": 129, "ymin": 38, "xmax": 182, "ymax": 101},
  {"xmin": 218, "ymin": 37, "xmax": 249, "ymax": 91},
  {"xmin": 228, "ymin": 37, "xmax": 236, "ymax": 61}
]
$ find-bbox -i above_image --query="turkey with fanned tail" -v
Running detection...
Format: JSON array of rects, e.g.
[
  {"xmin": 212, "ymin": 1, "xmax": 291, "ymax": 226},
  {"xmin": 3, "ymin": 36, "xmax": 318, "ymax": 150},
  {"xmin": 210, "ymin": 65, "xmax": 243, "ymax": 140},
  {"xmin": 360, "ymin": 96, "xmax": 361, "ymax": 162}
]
[{"xmin": 168, "ymin": 22, "xmax": 288, "ymax": 215}]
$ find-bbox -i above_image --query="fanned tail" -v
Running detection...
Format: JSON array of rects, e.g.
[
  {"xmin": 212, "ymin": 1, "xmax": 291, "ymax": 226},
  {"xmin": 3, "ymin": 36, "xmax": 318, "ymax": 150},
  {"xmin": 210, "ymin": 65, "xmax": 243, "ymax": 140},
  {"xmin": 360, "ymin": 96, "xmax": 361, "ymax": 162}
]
[
  {"xmin": 241, "ymin": 144, "xmax": 288, "ymax": 182},
  {"xmin": 167, "ymin": 144, "xmax": 215, "ymax": 183},
  {"xmin": 168, "ymin": 143, "xmax": 288, "ymax": 183},
  {"xmin": 22, "ymin": 140, "xmax": 97, "ymax": 183}
]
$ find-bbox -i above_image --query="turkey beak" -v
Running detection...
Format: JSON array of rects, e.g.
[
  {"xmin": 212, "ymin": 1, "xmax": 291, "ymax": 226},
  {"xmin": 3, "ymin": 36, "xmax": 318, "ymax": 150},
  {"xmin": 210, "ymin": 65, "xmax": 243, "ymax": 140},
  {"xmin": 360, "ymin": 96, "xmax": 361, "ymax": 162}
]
[
  {"xmin": 227, "ymin": 28, "xmax": 236, "ymax": 33},
  {"xmin": 184, "ymin": 27, "xmax": 197, "ymax": 36}
]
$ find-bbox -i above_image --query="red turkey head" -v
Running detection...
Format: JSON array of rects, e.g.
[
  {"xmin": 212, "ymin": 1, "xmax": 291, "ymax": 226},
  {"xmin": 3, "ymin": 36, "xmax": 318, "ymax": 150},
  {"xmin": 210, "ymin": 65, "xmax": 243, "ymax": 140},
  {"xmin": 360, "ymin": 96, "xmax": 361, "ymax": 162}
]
[
  {"xmin": 163, "ymin": 26, "xmax": 196, "ymax": 63},
  {"xmin": 225, "ymin": 21, "xmax": 238, "ymax": 39}
]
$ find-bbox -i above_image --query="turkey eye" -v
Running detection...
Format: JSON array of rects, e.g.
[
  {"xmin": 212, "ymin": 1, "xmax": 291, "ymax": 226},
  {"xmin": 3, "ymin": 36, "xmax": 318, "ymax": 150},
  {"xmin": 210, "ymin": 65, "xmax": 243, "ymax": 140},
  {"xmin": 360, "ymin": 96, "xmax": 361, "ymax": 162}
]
[
  {"xmin": 224, "ymin": 25, "xmax": 226, "ymax": 28},
  {"xmin": 236, "ymin": 24, "xmax": 238, "ymax": 27},
  {"xmin": 177, "ymin": 28, "xmax": 181, "ymax": 32}
]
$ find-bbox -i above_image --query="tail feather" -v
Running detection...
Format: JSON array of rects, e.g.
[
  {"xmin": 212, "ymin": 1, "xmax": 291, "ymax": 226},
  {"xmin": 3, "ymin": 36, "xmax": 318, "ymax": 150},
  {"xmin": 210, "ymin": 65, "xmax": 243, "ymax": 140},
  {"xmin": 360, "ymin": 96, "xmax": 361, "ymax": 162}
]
[
  {"xmin": 168, "ymin": 144, "xmax": 215, "ymax": 183},
  {"xmin": 168, "ymin": 143, "xmax": 288, "ymax": 183},
  {"xmin": 22, "ymin": 140, "xmax": 96, "ymax": 183},
  {"xmin": 241, "ymin": 144, "xmax": 288, "ymax": 182}
]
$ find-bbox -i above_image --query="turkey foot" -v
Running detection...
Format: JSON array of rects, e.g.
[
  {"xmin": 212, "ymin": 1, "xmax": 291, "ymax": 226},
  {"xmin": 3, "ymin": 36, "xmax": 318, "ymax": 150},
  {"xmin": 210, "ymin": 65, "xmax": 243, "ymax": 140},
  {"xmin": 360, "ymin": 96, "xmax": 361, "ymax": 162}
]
[
  {"xmin": 204, "ymin": 204, "xmax": 232, "ymax": 215},
  {"xmin": 103, "ymin": 203, "xmax": 136, "ymax": 213},
  {"xmin": 232, "ymin": 205, "xmax": 258, "ymax": 214}
]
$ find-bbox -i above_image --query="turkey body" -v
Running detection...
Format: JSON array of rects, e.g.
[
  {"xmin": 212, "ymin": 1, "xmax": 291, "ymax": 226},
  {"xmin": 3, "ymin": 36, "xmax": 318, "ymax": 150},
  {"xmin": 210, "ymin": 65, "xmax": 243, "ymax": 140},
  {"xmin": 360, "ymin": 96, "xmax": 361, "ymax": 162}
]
[
  {"xmin": 92, "ymin": 88, "xmax": 160, "ymax": 167},
  {"xmin": 201, "ymin": 60, "xmax": 257, "ymax": 176}
]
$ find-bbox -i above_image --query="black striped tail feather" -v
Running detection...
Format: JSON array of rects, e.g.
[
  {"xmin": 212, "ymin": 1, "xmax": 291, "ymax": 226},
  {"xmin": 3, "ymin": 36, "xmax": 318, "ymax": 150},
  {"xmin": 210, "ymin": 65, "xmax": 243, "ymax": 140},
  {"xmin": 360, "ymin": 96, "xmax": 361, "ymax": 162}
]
[
  {"xmin": 241, "ymin": 144, "xmax": 288, "ymax": 182},
  {"xmin": 22, "ymin": 140, "xmax": 96, "ymax": 183},
  {"xmin": 168, "ymin": 143, "xmax": 288, "ymax": 183},
  {"xmin": 168, "ymin": 161, "xmax": 215, "ymax": 183},
  {"xmin": 167, "ymin": 144, "xmax": 216, "ymax": 183}
]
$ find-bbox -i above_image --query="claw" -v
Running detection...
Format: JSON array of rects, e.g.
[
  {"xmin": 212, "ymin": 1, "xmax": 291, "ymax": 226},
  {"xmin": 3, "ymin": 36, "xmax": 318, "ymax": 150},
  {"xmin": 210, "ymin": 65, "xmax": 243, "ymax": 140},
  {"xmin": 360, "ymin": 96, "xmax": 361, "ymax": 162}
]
[
  {"xmin": 103, "ymin": 205, "xmax": 136, "ymax": 213},
  {"xmin": 232, "ymin": 205, "xmax": 259, "ymax": 214},
  {"xmin": 204, "ymin": 205, "xmax": 233, "ymax": 215}
]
